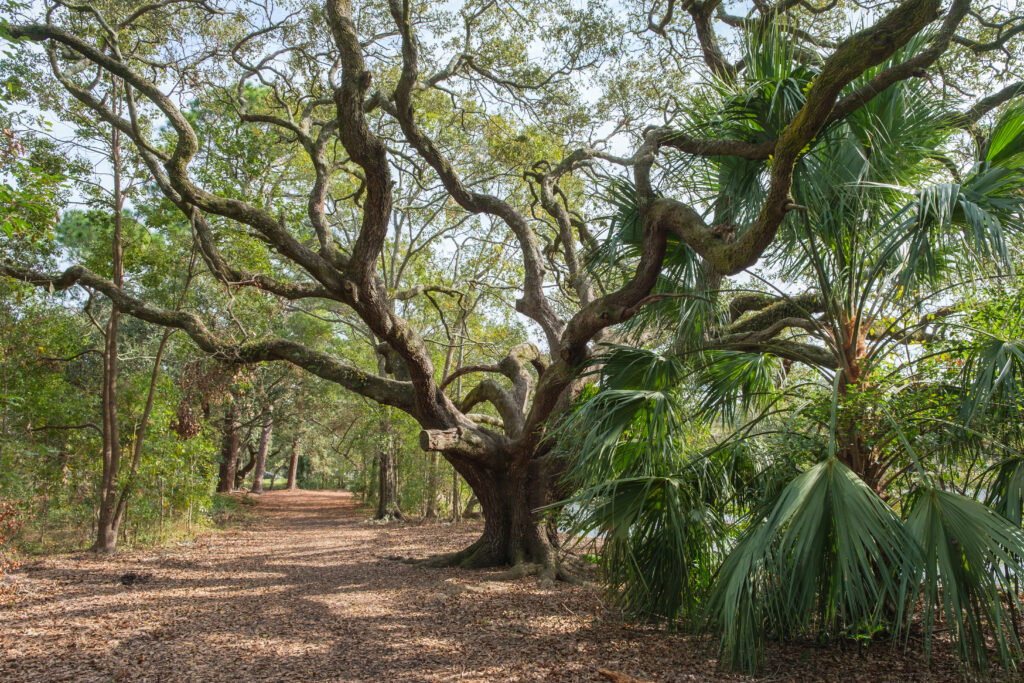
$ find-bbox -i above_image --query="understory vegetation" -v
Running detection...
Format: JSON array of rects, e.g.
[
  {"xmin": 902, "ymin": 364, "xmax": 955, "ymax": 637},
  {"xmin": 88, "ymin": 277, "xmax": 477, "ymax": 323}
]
[{"xmin": 558, "ymin": 49, "xmax": 1024, "ymax": 673}]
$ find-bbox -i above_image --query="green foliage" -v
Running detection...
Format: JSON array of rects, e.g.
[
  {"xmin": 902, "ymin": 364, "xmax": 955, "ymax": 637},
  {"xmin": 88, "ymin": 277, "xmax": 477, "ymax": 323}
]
[
  {"xmin": 563, "ymin": 473, "xmax": 724, "ymax": 625},
  {"xmin": 559, "ymin": 27, "xmax": 1024, "ymax": 676},
  {"xmin": 907, "ymin": 488, "xmax": 1024, "ymax": 669},
  {"xmin": 710, "ymin": 458, "xmax": 916, "ymax": 672}
]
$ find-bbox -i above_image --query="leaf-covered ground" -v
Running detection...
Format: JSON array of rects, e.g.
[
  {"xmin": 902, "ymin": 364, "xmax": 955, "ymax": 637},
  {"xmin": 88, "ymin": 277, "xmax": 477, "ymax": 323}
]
[{"xmin": 0, "ymin": 490, "xmax": 982, "ymax": 681}]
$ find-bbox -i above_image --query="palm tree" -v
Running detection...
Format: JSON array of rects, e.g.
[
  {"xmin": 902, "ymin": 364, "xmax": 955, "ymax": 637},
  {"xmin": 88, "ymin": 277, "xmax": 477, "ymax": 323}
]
[{"xmin": 556, "ymin": 32, "xmax": 1024, "ymax": 674}]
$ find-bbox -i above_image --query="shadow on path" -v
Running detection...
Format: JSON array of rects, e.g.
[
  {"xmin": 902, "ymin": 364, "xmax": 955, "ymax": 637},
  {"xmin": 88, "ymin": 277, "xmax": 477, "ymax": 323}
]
[{"xmin": 0, "ymin": 490, "xmax": 969, "ymax": 682}]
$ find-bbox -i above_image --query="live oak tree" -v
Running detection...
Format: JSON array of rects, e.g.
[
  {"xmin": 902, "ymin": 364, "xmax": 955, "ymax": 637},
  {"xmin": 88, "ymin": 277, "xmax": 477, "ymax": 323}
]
[{"xmin": 2, "ymin": 0, "xmax": 1023, "ymax": 576}]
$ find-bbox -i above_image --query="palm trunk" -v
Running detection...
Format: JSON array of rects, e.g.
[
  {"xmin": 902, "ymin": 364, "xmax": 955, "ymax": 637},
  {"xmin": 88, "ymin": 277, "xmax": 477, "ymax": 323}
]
[{"xmin": 835, "ymin": 315, "xmax": 874, "ymax": 483}]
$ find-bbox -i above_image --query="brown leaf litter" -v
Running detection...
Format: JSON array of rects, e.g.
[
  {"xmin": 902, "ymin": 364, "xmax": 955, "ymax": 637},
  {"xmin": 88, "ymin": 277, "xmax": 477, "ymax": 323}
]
[{"xmin": 0, "ymin": 490, "xmax": 988, "ymax": 681}]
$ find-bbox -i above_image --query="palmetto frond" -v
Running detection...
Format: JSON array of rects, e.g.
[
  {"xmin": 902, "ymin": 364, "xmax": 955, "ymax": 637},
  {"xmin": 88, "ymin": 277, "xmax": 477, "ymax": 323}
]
[
  {"xmin": 984, "ymin": 101, "xmax": 1024, "ymax": 167},
  {"xmin": 695, "ymin": 351, "xmax": 784, "ymax": 424},
  {"xmin": 562, "ymin": 19, "xmax": 1024, "ymax": 676},
  {"xmin": 709, "ymin": 458, "xmax": 916, "ymax": 673},
  {"xmin": 960, "ymin": 337, "xmax": 1024, "ymax": 422},
  {"xmin": 558, "ymin": 473, "xmax": 726, "ymax": 624},
  {"xmin": 907, "ymin": 488, "xmax": 1024, "ymax": 670}
]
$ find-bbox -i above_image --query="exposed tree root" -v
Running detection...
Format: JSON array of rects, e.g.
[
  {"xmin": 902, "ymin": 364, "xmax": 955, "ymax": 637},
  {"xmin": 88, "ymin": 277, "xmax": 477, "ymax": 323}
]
[
  {"xmin": 554, "ymin": 563, "xmax": 586, "ymax": 586},
  {"xmin": 489, "ymin": 562, "xmax": 543, "ymax": 581},
  {"xmin": 395, "ymin": 539, "xmax": 487, "ymax": 568},
  {"xmin": 392, "ymin": 549, "xmax": 587, "ymax": 588},
  {"xmin": 370, "ymin": 510, "xmax": 408, "ymax": 523}
]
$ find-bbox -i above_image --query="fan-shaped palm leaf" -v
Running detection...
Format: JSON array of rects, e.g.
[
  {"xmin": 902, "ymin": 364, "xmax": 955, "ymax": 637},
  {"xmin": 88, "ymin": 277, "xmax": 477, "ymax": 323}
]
[
  {"xmin": 708, "ymin": 458, "xmax": 917, "ymax": 673},
  {"xmin": 905, "ymin": 488, "xmax": 1024, "ymax": 670}
]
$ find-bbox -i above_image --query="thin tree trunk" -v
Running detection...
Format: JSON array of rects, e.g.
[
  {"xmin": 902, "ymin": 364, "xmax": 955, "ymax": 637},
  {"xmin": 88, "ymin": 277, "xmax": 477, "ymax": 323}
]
[
  {"xmin": 111, "ymin": 328, "xmax": 172, "ymax": 535},
  {"xmin": 250, "ymin": 405, "xmax": 273, "ymax": 494},
  {"xmin": 361, "ymin": 450, "xmax": 371, "ymax": 501},
  {"xmin": 109, "ymin": 246, "xmax": 196, "ymax": 539},
  {"xmin": 93, "ymin": 309, "xmax": 121, "ymax": 552},
  {"xmin": 451, "ymin": 468, "xmax": 461, "ymax": 523},
  {"xmin": 424, "ymin": 451, "xmax": 439, "ymax": 519},
  {"xmin": 286, "ymin": 435, "xmax": 300, "ymax": 490},
  {"xmin": 217, "ymin": 399, "xmax": 240, "ymax": 493},
  {"xmin": 374, "ymin": 409, "xmax": 403, "ymax": 520},
  {"xmin": 450, "ymin": 336, "xmax": 465, "ymax": 524},
  {"xmin": 92, "ymin": 117, "xmax": 125, "ymax": 554},
  {"xmin": 375, "ymin": 443, "xmax": 400, "ymax": 518},
  {"xmin": 234, "ymin": 446, "xmax": 256, "ymax": 489}
]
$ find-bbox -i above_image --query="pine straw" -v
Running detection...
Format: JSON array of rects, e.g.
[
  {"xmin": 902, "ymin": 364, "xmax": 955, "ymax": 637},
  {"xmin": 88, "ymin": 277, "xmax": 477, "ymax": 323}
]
[{"xmin": 0, "ymin": 490, "xmax": 983, "ymax": 681}]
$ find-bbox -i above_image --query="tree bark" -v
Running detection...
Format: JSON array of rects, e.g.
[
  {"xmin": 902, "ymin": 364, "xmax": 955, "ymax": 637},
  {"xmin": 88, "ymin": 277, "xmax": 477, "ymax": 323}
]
[
  {"xmin": 234, "ymin": 447, "xmax": 256, "ymax": 490},
  {"xmin": 111, "ymin": 327, "xmax": 173, "ymax": 538},
  {"xmin": 92, "ymin": 116, "xmax": 125, "ymax": 554},
  {"xmin": 424, "ymin": 451, "xmax": 439, "ymax": 519},
  {"xmin": 216, "ymin": 399, "xmax": 240, "ymax": 493},
  {"xmin": 286, "ymin": 434, "xmax": 300, "ymax": 490},
  {"xmin": 374, "ymin": 409, "xmax": 404, "ymax": 520},
  {"xmin": 250, "ymin": 405, "xmax": 273, "ymax": 493},
  {"xmin": 4, "ymin": 0, "xmax": 969, "ymax": 573},
  {"xmin": 451, "ymin": 469, "xmax": 461, "ymax": 523},
  {"xmin": 426, "ymin": 456, "xmax": 555, "ymax": 574},
  {"xmin": 93, "ymin": 306, "xmax": 121, "ymax": 553}
]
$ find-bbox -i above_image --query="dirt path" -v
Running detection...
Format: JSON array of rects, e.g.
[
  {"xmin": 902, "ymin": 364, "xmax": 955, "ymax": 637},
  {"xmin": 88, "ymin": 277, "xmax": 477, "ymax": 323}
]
[{"xmin": 0, "ymin": 490, "xmax": 967, "ymax": 682}]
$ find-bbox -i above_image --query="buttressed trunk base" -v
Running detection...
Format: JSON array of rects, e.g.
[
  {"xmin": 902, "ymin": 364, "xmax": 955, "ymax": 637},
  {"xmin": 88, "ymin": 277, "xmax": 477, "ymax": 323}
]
[{"xmin": 417, "ymin": 453, "xmax": 568, "ymax": 582}]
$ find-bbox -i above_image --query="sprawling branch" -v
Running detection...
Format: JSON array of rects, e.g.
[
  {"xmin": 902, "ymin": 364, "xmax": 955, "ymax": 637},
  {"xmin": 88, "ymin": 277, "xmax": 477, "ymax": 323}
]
[
  {"xmin": 460, "ymin": 380, "xmax": 523, "ymax": 437},
  {"xmin": 712, "ymin": 339, "xmax": 838, "ymax": 369},
  {"xmin": 384, "ymin": 0, "xmax": 565, "ymax": 353},
  {"xmin": 652, "ymin": 0, "xmax": 948, "ymax": 278},
  {"xmin": 514, "ymin": 0, "xmax": 948, "ymax": 457},
  {"xmin": 947, "ymin": 80, "xmax": 1024, "ymax": 127},
  {"xmin": 3, "ymin": 0, "xmax": 993, "ymax": 497},
  {"xmin": 0, "ymin": 263, "xmax": 417, "ymax": 414},
  {"xmin": 12, "ymin": 9, "xmax": 466, "ymax": 433},
  {"xmin": 9, "ymin": 22, "xmax": 347, "ymax": 296},
  {"xmin": 726, "ymin": 293, "xmax": 823, "ymax": 335}
]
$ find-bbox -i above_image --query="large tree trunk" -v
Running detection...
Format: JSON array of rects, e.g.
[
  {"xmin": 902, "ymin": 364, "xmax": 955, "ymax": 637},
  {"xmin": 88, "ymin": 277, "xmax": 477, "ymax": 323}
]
[
  {"xmin": 217, "ymin": 400, "xmax": 240, "ymax": 493},
  {"xmin": 286, "ymin": 434, "xmax": 300, "ymax": 490},
  {"xmin": 375, "ymin": 443, "xmax": 402, "ymax": 519},
  {"xmin": 426, "ymin": 455, "xmax": 555, "ymax": 574},
  {"xmin": 250, "ymin": 406, "xmax": 273, "ymax": 494}
]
